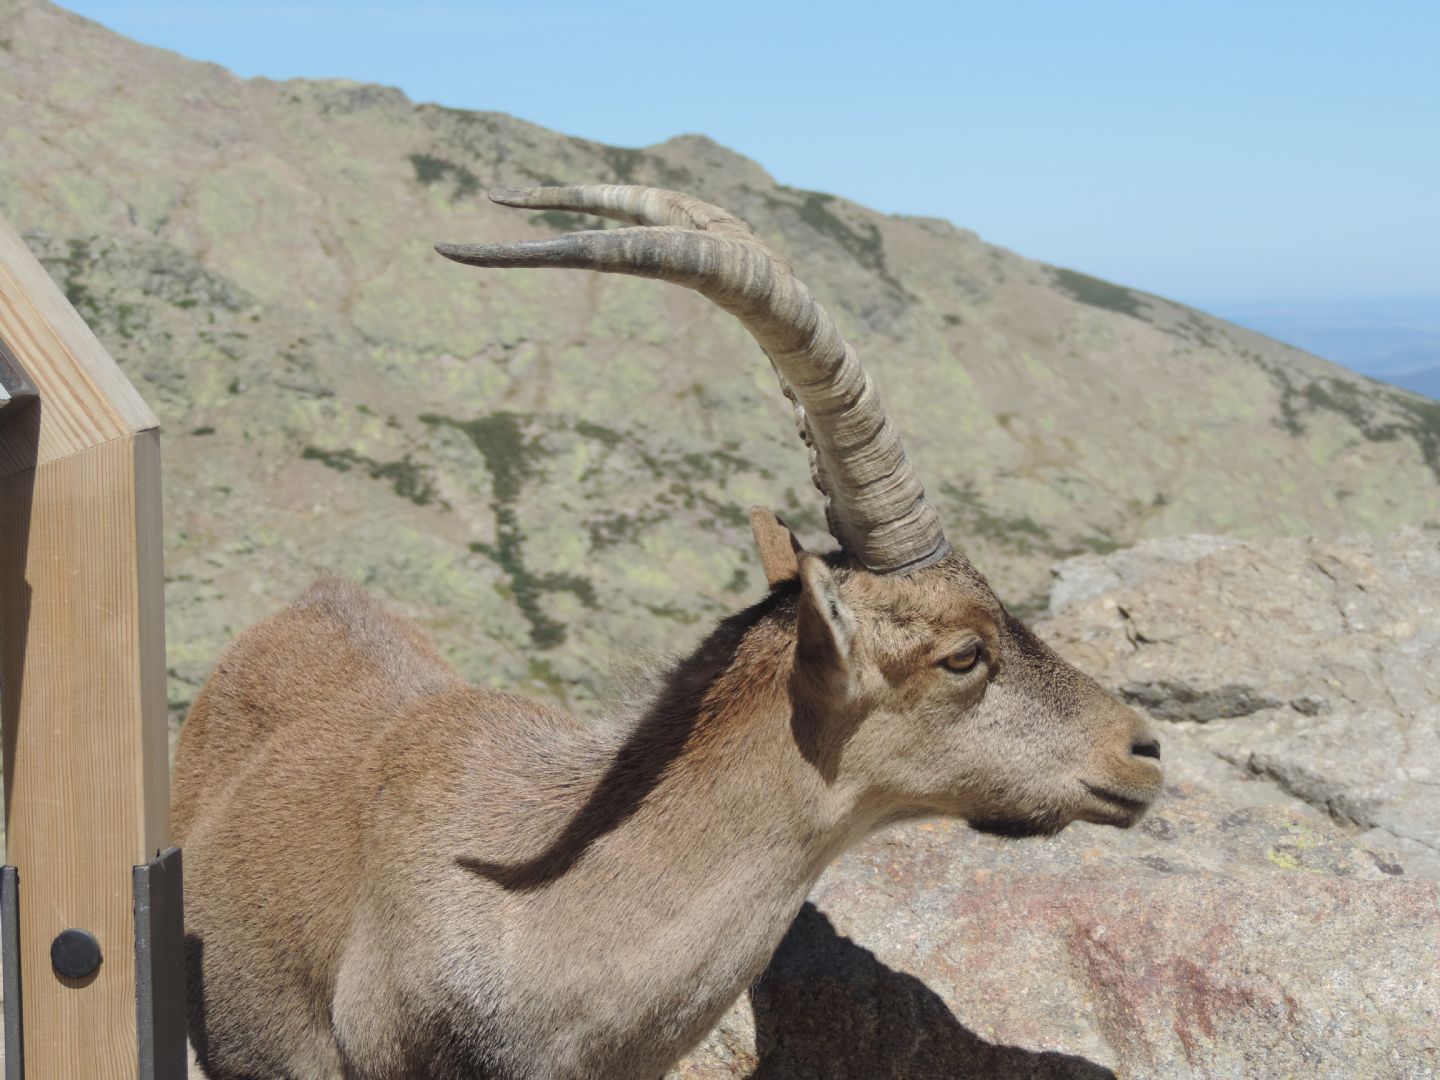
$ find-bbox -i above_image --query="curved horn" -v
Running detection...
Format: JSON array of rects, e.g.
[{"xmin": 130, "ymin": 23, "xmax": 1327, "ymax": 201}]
[
  {"xmin": 488, "ymin": 185, "xmax": 757, "ymax": 239},
  {"xmin": 437, "ymin": 185, "xmax": 950, "ymax": 575}
]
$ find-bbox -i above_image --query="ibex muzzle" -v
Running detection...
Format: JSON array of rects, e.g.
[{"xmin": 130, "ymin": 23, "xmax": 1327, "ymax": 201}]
[{"xmin": 172, "ymin": 184, "xmax": 1162, "ymax": 1080}]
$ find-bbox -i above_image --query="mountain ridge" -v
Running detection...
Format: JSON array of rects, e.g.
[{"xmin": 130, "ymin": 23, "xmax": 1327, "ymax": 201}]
[{"xmin": 2, "ymin": 0, "xmax": 1437, "ymax": 717}]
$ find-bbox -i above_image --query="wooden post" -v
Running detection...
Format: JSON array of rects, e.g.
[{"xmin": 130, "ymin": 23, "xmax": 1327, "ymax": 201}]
[{"xmin": 0, "ymin": 210, "xmax": 173, "ymax": 1077}]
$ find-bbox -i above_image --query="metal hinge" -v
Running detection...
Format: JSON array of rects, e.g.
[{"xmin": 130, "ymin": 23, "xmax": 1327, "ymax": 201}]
[{"xmin": 1, "ymin": 847, "xmax": 187, "ymax": 1079}]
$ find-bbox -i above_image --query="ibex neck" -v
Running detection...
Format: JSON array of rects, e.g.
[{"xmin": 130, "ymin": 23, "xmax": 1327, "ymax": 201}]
[
  {"xmin": 568, "ymin": 637, "xmax": 864, "ymax": 907},
  {"xmin": 504, "ymin": 625, "xmax": 868, "ymax": 1073}
]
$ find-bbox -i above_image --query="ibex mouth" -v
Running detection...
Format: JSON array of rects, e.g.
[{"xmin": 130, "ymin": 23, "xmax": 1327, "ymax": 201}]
[
  {"xmin": 967, "ymin": 815, "xmax": 1067, "ymax": 840},
  {"xmin": 1081, "ymin": 781, "xmax": 1152, "ymax": 826}
]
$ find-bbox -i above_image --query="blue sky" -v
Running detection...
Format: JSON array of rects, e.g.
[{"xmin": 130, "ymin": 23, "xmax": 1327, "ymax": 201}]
[{"xmin": 57, "ymin": 1, "xmax": 1440, "ymax": 314}]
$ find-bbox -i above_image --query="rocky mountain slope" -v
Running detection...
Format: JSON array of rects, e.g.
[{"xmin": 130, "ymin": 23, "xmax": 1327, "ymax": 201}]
[
  {"xmin": 3, "ymin": 0, "xmax": 1438, "ymax": 718},
  {"xmin": 676, "ymin": 529, "xmax": 1440, "ymax": 1078}
]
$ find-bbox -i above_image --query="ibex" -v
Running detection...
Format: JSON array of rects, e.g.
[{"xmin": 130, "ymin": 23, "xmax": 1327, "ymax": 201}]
[{"xmin": 172, "ymin": 184, "xmax": 1163, "ymax": 1079}]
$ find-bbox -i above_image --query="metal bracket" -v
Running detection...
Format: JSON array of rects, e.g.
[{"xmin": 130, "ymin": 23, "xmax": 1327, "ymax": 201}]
[
  {"xmin": 1, "ymin": 850, "xmax": 187, "ymax": 1078},
  {"xmin": 134, "ymin": 847, "xmax": 186, "ymax": 1080},
  {"xmin": 0, "ymin": 339, "xmax": 36, "ymax": 423},
  {"xmin": 2, "ymin": 867, "xmax": 21, "ymax": 1080}
]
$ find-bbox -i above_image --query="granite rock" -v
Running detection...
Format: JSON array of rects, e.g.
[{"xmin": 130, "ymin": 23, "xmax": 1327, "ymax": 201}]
[
  {"xmin": 1042, "ymin": 528, "xmax": 1440, "ymax": 878},
  {"xmin": 674, "ymin": 531, "xmax": 1440, "ymax": 1077}
]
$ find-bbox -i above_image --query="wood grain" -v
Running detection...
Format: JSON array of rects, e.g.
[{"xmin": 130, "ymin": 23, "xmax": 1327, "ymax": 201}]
[
  {"xmin": 1, "ymin": 433, "xmax": 170, "ymax": 1077},
  {"xmin": 0, "ymin": 211, "xmax": 156, "ymax": 477},
  {"xmin": 0, "ymin": 209, "xmax": 170, "ymax": 1078}
]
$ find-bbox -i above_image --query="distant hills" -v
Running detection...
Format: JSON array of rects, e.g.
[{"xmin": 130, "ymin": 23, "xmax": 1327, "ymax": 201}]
[
  {"xmin": 1217, "ymin": 296, "xmax": 1440, "ymax": 399},
  {"xmin": 1386, "ymin": 366, "xmax": 1440, "ymax": 399},
  {"xmin": 3, "ymin": 0, "xmax": 1438, "ymax": 719}
]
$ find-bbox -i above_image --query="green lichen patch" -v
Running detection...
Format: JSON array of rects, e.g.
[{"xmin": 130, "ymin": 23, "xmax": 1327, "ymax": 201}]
[
  {"xmin": 602, "ymin": 147, "xmax": 647, "ymax": 184},
  {"xmin": 425, "ymin": 411, "xmax": 597, "ymax": 649},
  {"xmin": 1244, "ymin": 351, "xmax": 1307, "ymax": 437},
  {"xmin": 644, "ymin": 601, "xmax": 704, "ymax": 624},
  {"xmin": 1248, "ymin": 352, "xmax": 1440, "ymax": 480},
  {"xmin": 937, "ymin": 481, "xmax": 1129, "ymax": 611},
  {"xmin": 572, "ymin": 420, "xmax": 768, "ymax": 520},
  {"xmin": 1300, "ymin": 377, "xmax": 1440, "ymax": 479},
  {"xmin": 406, "ymin": 152, "xmax": 481, "ymax": 201},
  {"xmin": 801, "ymin": 195, "xmax": 883, "ymax": 270},
  {"xmin": 1050, "ymin": 267, "xmax": 1145, "ymax": 319},
  {"xmin": 1067, "ymin": 528, "xmax": 1125, "ymax": 556},
  {"xmin": 408, "ymin": 152, "xmax": 450, "ymax": 185},
  {"xmin": 574, "ymin": 419, "xmax": 625, "ymax": 447},
  {"xmin": 531, "ymin": 210, "xmax": 599, "ymax": 232},
  {"xmin": 588, "ymin": 510, "xmax": 664, "ymax": 552},
  {"xmin": 301, "ymin": 446, "xmax": 445, "ymax": 507},
  {"xmin": 764, "ymin": 188, "xmax": 905, "ymax": 296},
  {"xmin": 1175, "ymin": 313, "xmax": 1219, "ymax": 349},
  {"xmin": 631, "ymin": 443, "xmax": 769, "ymax": 487},
  {"xmin": 598, "ymin": 146, "xmax": 694, "ymax": 190},
  {"xmin": 525, "ymin": 657, "xmax": 572, "ymax": 705},
  {"xmin": 30, "ymin": 232, "xmax": 256, "ymax": 351},
  {"xmin": 43, "ymin": 237, "xmax": 143, "ymax": 341},
  {"xmin": 469, "ymin": 531, "xmax": 597, "ymax": 650},
  {"xmin": 420, "ymin": 407, "xmax": 775, "ymax": 644},
  {"xmin": 1387, "ymin": 390, "xmax": 1440, "ymax": 476},
  {"xmin": 424, "ymin": 411, "xmax": 541, "ymax": 505},
  {"xmin": 775, "ymin": 491, "xmax": 826, "ymax": 538},
  {"xmin": 940, "ymin": 480, "xmax": 1055, "ymax": 557},
  {"xmin": 674, "ymin": 486, "xmax": 748, "ymax": 527}
]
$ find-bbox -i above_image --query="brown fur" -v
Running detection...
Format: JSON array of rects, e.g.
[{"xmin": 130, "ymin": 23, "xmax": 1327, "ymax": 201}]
[{"xmin": 175, "ymin": 531, "xmax": 1161, "ymax": 1080}]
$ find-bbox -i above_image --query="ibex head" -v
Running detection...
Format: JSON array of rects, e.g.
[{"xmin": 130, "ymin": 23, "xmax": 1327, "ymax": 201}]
[
  {"xmin": 438, "ymin": 184, "xmax": 1161, "ymax": 838},
  {"xmin": 748, "ymin": 509, "xmax": 1159, "ymax": 836}
]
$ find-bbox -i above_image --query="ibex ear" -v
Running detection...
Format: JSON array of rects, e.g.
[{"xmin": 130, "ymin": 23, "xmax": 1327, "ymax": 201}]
[
  {"xmin": 794, "ymin": 552, "xmax": 855, "ymax": 700},
  {"xmin": 750, "ymin": 507, "xmax": 802, "ymax": 587}
]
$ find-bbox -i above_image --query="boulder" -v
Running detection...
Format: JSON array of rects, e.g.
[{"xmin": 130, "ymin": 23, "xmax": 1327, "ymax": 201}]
[
  {"xmin": 1043, "ymin": 527, "xmax": 1440, "ymax": 879},
  {"xmin": 673, "ymin": 530, "xmax": 1440, "ymax": 1077}
]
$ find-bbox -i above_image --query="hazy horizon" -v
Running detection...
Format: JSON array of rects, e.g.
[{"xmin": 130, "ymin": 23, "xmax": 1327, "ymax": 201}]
[{"xmin": 1214, "ymin": 295, "xmax": 1440, "ymax": 381}]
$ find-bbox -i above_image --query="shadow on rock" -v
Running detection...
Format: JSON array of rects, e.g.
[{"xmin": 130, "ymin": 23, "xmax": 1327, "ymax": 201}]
[{"xmin": 748, "ymin": 904, "xmax": 1113, "ymax": 1080}]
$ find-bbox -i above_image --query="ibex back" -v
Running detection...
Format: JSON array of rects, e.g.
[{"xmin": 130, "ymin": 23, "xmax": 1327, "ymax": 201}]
[{"xmin": 173, "ymin": 184, "xmax": 1163, "ymax": 1080}]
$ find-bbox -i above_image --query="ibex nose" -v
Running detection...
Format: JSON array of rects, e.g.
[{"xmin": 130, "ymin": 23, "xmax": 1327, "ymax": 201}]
[{"xmin": 1131, "ymin": 738, "xmax": 1161, "ymax": 760}]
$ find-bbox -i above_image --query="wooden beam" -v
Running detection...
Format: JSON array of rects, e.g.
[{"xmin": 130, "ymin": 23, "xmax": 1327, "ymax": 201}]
[
  {"xmin": 0, "ymin": 209, "xmax": 170, "ymax": 1078},
  {"xmin": 0, "ymin": 214, "xmax": 156, "ymax": 477}
]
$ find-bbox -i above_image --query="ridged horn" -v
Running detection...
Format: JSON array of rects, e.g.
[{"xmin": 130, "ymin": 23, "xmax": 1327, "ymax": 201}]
[{"xmin": 437, "ymin": 185, "xmax": 950, "ymax": 575}]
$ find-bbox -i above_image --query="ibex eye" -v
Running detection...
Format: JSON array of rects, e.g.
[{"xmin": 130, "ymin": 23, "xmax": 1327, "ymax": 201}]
[{"xmin": 940, "ymin": 644, "xmax": 982, "ymax": 673}]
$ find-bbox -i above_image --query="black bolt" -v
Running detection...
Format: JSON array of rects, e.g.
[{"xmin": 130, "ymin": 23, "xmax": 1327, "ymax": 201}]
[{"xmin": 51, "ymin": 928, "xmax": 102, "ymax": 979}]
